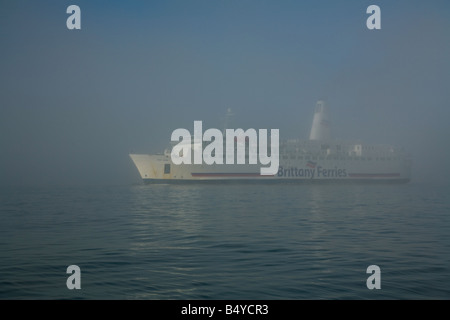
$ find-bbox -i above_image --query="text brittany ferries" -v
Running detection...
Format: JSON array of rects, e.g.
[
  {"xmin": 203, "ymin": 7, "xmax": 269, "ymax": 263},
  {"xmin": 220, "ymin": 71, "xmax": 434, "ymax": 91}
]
[{"xmin": 130, "ymin": 101, "xmax": 411, "ymax": 183}]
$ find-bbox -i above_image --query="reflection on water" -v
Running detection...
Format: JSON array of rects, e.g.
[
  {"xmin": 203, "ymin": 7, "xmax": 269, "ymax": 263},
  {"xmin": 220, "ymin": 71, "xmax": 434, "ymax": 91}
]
[{"xmin": 0, "ymin": 182, "xmax": 449, "ymax": 299}]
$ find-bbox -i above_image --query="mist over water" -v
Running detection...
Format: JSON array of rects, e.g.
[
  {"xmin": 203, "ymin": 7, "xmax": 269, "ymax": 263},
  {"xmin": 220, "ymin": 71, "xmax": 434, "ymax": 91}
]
[
  {"xmin": 1, "ymin": 1, "xmax": 450, "ymax": 301},
  {"xmin": 1, "ymin": 0, "xmax": 449, "ymax": 187}
]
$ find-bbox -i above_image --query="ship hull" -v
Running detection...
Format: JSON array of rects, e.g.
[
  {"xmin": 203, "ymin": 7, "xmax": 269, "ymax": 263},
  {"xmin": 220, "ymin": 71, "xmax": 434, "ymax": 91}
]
[{"xmin": 130, "ymin": 154, "xmax": 411, "ymax": 183}]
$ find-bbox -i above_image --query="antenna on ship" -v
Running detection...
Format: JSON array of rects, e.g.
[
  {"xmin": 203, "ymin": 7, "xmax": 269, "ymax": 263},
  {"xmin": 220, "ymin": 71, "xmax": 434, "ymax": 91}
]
[
  {"xmin": 223, "ymin": 108, "xmax": 234, "ymax": 133},
  {"xmin": 309, "ymin": 100, "xmax": 331, "ymax": 141}
]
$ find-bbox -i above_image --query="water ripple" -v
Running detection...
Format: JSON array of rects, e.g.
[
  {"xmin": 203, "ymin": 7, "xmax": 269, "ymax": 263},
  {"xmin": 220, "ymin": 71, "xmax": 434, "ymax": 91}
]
[{"xmin": 0, "ymin": 183, "xmax": 449, "ymax": 299}]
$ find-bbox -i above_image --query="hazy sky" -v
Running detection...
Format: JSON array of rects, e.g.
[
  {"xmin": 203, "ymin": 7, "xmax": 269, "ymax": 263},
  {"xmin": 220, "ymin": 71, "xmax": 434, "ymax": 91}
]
[{"xmin": 1, "ymin": 0, "xmax": 449, "ymax": 186}]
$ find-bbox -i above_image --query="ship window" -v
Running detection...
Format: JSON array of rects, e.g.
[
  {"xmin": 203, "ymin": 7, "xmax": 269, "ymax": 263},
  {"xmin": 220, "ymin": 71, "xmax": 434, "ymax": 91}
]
[
  {"xmin": 305, "ymin": 156, "xmax": 310, "ymax": 160},
  {"xmin": 298, "ymin": 156, "xmax": 304, "ymax": 160},
  {"xmin": 164, "ymin": 164, "xmax": 171, "ymax": 174}
]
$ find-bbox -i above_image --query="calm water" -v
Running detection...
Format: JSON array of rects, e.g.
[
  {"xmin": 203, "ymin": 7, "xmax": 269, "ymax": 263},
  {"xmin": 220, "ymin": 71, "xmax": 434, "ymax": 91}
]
[{"xmin": 0, "ymin": 181, "xmax": 449, "ymax": 299}]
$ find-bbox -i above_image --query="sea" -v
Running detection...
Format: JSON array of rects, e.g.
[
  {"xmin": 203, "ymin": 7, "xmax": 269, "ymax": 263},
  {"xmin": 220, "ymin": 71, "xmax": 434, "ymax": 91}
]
[{"xmin": 0, "ymin": 180, "xmax": 449, "ymax": 300}]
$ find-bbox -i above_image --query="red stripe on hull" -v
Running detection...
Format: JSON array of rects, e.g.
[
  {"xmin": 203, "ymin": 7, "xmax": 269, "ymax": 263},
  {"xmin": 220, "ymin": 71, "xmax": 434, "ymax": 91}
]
[
  {"xmin": 191, "ymin": 173, "xmax": 274, "ymax": 177},
  {"xmin": 347, "ymin": 173, "xmax": 401, "ymax": 178}
]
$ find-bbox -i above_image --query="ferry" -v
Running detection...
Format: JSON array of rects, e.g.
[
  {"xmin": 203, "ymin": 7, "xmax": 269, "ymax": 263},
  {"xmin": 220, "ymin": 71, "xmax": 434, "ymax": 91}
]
[{"xmin": 130, "ymin": 101, "xmax": 411, "ymax": 183}]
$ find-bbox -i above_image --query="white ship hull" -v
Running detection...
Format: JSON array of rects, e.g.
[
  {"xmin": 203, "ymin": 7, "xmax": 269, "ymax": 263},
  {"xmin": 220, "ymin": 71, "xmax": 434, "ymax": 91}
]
[{"xmin": 129, "ymin": 153, "xmax": 411, "ymax": 183}]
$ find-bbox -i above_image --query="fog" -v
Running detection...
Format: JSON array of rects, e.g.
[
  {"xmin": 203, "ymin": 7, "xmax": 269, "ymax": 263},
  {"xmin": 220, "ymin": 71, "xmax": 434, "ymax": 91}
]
[{"xmin": 1, "ymin": 0, "xmax": 449, "ymax": 186}]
